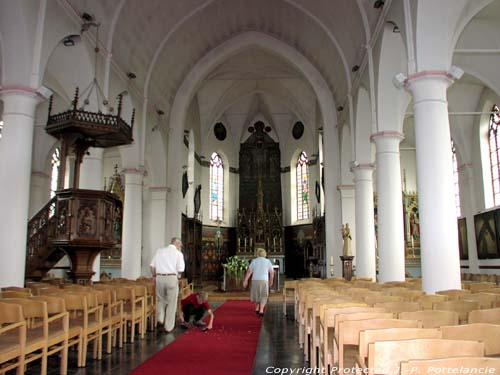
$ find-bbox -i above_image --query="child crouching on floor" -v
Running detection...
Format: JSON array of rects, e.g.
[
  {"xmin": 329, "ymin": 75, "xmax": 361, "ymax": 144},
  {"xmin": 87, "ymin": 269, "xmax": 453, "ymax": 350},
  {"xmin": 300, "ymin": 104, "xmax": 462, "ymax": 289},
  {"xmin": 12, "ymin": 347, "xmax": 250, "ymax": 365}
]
[{"xmin": 178, "ymin": 291, "xmax": 214, "ymax": 330}]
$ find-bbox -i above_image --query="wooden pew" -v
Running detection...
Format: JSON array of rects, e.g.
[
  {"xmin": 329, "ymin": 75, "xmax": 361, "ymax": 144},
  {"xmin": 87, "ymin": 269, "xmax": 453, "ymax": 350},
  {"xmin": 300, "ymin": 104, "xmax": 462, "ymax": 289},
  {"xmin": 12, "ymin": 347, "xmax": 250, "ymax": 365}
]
[
  {"xmin": 440, "ymin": 323, "xmax": 500, "ymax": 356},
  {"xmin": 400, "ymin": 356, "xmax": 500, "ymax": 375},
  {"xmin": 364, "ymin": 339, "xmax": 484, "ymax": 375}
]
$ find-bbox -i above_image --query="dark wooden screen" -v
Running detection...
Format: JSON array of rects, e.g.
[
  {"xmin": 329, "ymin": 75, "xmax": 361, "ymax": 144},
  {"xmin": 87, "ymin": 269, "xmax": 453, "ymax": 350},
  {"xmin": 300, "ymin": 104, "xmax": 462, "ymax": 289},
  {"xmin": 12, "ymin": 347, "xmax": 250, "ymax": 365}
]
[{"xmin": 239, "ymin": 121, "xmax": 282, "ymax": 212}]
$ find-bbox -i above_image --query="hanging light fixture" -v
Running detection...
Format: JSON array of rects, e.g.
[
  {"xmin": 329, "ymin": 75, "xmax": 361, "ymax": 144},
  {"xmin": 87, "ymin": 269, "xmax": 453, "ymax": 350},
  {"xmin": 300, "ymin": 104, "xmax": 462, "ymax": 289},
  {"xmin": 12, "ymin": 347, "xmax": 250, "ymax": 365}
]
[{"xmin": 45, "ymin": 14, "xmax": 134, "ymax": 190}]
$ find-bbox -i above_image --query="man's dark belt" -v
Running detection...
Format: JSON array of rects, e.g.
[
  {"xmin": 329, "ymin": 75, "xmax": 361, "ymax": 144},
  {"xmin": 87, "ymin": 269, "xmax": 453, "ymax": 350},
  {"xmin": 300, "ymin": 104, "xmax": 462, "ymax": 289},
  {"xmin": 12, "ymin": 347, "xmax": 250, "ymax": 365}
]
[{"xmin": 157, "ymin": 273, "xmax": 177, "ymax": 276}]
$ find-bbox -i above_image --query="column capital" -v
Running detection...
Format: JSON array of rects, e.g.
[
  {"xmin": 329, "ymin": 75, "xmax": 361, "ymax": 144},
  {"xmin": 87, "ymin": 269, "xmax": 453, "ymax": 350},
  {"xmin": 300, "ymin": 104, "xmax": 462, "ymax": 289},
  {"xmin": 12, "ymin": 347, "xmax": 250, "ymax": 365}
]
[
  {"xmin": 121, "ymin": 166, "xmax": 147, "ymax": 176},
  {"xmin": 370, "ymin": 130, "xmax": 404, "ymax": 143},
  {"xmin": 405, "ymin": 70, "xmax": 460, "ymax": 104},
  {"xmin": 0, "ymin": 85, "xmax": 49, "ymax": 103},
  {"xmin": 350, "ymin": 161, "xmax": 375, "ymax": 173},
  {"xmin": 406, "ymin": 70, "xmax": 455, "ymax": 86}
]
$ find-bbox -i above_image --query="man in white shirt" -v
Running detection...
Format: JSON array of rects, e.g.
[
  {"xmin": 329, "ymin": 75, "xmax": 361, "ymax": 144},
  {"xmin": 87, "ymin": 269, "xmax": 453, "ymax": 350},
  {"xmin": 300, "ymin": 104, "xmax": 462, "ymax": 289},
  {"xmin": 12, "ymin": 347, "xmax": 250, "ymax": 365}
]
[{"xmin": 150, "ymin": 237, "xmax": 185, "ymax": 333}]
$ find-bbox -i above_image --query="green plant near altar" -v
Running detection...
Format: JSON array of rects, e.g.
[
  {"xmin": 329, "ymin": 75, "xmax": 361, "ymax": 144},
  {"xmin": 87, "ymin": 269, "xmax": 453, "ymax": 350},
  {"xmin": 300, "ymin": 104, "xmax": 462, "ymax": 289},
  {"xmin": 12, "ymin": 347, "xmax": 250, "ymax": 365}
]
[{"xmin": 222, "ymin": 255, "xmax": 249, "ymax": 274}]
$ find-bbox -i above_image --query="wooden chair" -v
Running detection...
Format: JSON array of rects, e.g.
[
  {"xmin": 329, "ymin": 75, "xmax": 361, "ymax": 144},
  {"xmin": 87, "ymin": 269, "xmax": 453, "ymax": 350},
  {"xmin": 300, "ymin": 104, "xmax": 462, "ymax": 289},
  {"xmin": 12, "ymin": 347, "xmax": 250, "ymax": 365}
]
[
  {"xmin": 348, "ymin": 326, "xmax": 441, "ymax": 374},
  {"xmin": 1, "ymin": 298, "xmax": 50, "ymax": 374},
  {"xmin": 139, "ymin": 281, "xmax": 156, "ymax": 331},
  {"xmin": 116, "ymin": 285, "xmax": 146, "ymax": 343},
  {"xmin": 440, "ymin": 323, "xmax": 500, "ymax": 356},
  {"xmin": 0, "ymin": 291, "xmax": 31, "ymax": 298},
  {"xmin": 433, "ymin": 300, "xmax": 479, "ymax": 323},
  {"xmin": 400, "ymin": 356, "xmax": 500, "ymax": 375},
  {"xmin": 415, "ymin": 294, "xmax": 449, "ymax": 310},
  {"xmin": 62, "ymin": 292, "xmax": 102, "ymax": 367},
  {"xmin": 436, "ymin": 289, "xmax": 471, "ymax": 301},
  {"xmin": 391, "ymin": 290, "xmax": 425, "ymax": 301},
  {"xmin": 334, "ymin": 314, "xmax": 398, "ymax": 372},
  {"xmin": 468, "ymin": 307, "xmax": 500, "ymax": 324},
  {"xmin": 32, "ymin": 295, "xmax": 82, "ymax": 370},
  {"xmin": 480, "ymin": 288, "xmax": 500, "ymax": 295},
  {"xmin": 298, "ymin": 289, "xmax": 335, "ymax": 349},
  {"xmin": 0, "ymin": 302, "xmax": 26, "ymax": 375},
  {"xmin": 307, "ymin": 295, "xmax": 346, "ymax": 367},
  {"xmin": 92, "ymin": 287, "xmax": 124, "ymax": 353},
  {"xmin": 1, "ymin": 287, "xmax": 31, "ymax": 294},
  {"xmin": 364, "ymin": 295, "xmax": 403, "ymax": 306},
  {"xmin": 469, "ymin": 282, "xmax": 497, "ymax": 293},
  {"xmin": 29, "ymin": 296, "xmax": 69, "ymax": 374},
  {"xmin": 459, "ymin": 292, "xmax": 499, "ymax": 309},
  {"xmin": 363, "ymin": 339, "xmax": 484, "ymax": 375},
  {"xmin": 373, "ymin": 301, "xmax": 421, "ymax": 314},
  {"xmin": 318, "ymin": 303, "xmax": 370, "ymax": 371},
  {"xmin": 282, "ymin": 280, "xmax": 297, "ymax": 316},
  {"xmin": 398, "ymin": 310, "xmax": 459, "ymax": 328}
]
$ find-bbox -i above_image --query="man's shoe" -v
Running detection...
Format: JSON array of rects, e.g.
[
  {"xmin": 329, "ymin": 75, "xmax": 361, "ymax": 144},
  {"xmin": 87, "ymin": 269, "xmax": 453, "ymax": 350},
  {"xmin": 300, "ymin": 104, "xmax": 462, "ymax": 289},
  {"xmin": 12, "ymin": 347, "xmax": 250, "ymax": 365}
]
[
  {"xmin": 180, "ymin": 322, "xmax": 190, "ymax": 329},
  {"xmin": 193, "ymin": 320, "xmax": 207, "ymax": 327}
]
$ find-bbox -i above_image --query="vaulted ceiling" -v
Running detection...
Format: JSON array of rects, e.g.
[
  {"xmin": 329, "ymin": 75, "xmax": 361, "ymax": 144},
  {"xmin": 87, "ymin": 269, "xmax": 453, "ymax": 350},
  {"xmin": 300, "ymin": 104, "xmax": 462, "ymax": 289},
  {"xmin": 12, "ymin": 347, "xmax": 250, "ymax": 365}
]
[{"xmin": 65, "ymin": 0, "xmax": 385, "ymax": 121}]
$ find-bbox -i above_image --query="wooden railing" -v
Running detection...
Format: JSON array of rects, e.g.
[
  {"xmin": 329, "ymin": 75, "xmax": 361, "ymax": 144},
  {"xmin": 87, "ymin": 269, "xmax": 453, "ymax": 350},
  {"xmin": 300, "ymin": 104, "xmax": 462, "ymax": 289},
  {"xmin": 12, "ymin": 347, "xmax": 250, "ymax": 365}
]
[{"xmin": 25, "ymin": 189, "xmax": 122, "ymax": 281}]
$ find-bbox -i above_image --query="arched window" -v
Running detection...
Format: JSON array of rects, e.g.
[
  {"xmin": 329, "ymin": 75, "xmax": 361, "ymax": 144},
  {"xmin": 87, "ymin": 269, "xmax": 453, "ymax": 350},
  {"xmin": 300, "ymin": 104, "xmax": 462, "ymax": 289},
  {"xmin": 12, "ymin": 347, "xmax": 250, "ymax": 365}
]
[
  {"xmin": 0, "ymin": 120, "xmax": 3, "ymax": 139},
  {"xmin": 451, "ymin": 140, "xmax": 461, "ymax": 217},
  {"xmin": 50, "ymin": 147, "xmax": 61, "ymax": 198},
  {"xmin": 488, "ymin": 105, "xmax": 500, "ymax": 206},
  {"xmin": 296, "ymin": 150, "xmax": 309, "ymax": 220},
  {"xmin": 210, "ymin": 152, "xmax": 224, "ymax": 221}
]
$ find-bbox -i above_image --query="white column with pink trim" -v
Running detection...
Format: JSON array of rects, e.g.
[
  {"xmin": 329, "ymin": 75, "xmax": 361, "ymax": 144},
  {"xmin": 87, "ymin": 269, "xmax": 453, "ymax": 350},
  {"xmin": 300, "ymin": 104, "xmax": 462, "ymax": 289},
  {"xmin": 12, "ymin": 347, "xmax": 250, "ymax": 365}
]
[
  {"xmin": 406, "ymin": 71, "xmax": 461, "ymax": 293},
  {"xmin": 352, "ymin": 163, "xmax": 377, "ymax": 281},
  {"xmin": 371, "ymin": 131, "xmax": 406, "ymax": 282}
]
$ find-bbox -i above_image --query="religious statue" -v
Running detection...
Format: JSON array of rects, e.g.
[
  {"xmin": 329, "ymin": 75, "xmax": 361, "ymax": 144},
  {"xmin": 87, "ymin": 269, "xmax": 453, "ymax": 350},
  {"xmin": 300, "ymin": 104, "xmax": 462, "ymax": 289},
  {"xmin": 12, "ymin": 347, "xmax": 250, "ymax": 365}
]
[{"xmin": 341, "ymin": 223, "xmax": 352, "ymax": 256}]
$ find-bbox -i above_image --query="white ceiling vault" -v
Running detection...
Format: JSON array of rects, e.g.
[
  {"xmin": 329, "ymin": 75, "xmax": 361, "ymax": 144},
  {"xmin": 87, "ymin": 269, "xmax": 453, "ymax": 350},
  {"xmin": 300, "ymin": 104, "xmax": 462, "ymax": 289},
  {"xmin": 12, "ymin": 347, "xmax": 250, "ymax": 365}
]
[{"xmin": 65, "ymin": 0, "xmax": 385, "ymax": 126}]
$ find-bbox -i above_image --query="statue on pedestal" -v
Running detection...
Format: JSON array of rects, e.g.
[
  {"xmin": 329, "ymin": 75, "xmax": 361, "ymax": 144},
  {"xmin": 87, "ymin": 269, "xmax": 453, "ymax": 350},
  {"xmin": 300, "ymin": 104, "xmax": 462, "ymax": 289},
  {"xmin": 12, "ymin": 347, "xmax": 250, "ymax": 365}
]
[{"xmin": 341, "ymin": 223, "xmax": 352, "ymax": 256}]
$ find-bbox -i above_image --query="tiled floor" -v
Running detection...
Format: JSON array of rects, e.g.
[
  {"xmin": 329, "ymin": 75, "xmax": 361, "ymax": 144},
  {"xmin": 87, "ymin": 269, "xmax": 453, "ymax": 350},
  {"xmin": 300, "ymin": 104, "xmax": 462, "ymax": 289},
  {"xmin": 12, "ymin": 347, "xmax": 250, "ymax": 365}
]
[{"xmin": 24, "ymin": 301, "xmax": 304, "ymax": 374}]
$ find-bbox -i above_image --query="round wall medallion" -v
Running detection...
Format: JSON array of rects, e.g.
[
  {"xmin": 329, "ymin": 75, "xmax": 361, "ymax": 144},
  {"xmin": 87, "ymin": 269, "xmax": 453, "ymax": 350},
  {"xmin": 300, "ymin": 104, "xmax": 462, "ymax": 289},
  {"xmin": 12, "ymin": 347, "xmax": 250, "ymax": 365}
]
[
  {"xmin": 214, "ymin": 122, "xmax": 227, "ymax": 141},
  {"xmin": 292, "ymin": 121, "xmax": 304, "ymax": 139}
]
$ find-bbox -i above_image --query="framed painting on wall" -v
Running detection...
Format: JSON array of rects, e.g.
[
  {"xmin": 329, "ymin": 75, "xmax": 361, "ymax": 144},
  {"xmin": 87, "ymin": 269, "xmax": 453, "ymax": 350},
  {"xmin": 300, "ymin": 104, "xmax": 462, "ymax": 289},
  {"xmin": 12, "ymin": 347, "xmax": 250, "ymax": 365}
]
[
  {"xmin": 458, "ymin": 217, "xmax": 468, "ymax": 260},
  {"xmin": 474, "ymin": 210, "xmax": 499, "ymax": 259}
]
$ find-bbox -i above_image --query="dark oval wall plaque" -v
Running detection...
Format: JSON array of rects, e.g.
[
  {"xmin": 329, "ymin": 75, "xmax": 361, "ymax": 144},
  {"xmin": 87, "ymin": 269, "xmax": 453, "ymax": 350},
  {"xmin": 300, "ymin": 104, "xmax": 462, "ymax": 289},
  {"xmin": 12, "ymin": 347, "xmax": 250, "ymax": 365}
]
[
  {"xmin": 214, "ymin": 122, "xmax": 227, "ymax": 141},
  {"xmin": 292, "ymin": 121, "xmax": 304, "ymax": 139}
]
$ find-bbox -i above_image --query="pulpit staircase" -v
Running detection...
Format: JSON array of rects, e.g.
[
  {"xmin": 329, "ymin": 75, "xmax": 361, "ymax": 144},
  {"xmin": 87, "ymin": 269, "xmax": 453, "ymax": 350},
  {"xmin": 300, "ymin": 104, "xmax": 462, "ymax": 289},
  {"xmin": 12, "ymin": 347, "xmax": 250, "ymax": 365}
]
[{"xmin": 25, "ymin": 89, "xmax": 133, "ymax": 283}]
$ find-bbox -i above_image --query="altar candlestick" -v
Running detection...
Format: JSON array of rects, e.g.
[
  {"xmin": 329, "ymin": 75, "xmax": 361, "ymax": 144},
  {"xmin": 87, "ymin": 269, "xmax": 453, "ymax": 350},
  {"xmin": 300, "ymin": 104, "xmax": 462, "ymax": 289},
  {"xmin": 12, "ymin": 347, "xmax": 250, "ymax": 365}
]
[{"xmin": 330, "ymin": 256, "xmax": 334, "ymax": 266}]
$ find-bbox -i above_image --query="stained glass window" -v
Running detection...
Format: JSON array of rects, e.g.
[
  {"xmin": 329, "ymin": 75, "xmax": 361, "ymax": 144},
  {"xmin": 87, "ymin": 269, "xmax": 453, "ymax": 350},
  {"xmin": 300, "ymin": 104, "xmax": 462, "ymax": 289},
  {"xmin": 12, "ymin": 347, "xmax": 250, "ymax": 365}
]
[
  {"xmin": 50, "ymin": 147, "xmax": 61, "ymax": 198},
  {"xmin": 488, "ymin": 105, "xmax": 500, "ymax": 206},
  {"xmin": 296, "ymin": 150, "xmax": 309, "ymax": 220},
  {"xmin": 451, "ymin": 140, "xmax": 461, "ymax": 217},
  {"xmin": 210, "ymin": 152, "xmax": 224, "ymax": 221}
]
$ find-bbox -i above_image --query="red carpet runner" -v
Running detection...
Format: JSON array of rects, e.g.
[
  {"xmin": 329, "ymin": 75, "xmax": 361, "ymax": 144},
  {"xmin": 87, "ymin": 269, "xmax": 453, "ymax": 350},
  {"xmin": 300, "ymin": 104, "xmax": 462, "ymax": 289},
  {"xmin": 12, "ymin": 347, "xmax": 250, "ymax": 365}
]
[{"xmin": 130, "ymin": 300, "xmax": 262, "ymax": 375}]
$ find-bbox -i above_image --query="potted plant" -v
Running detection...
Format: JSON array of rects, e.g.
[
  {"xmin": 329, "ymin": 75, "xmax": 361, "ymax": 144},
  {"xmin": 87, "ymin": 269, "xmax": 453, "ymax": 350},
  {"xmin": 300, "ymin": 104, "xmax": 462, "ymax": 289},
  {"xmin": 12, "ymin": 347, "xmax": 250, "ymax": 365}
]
[{"xmin": 222, "ymin": 256, "xmax": 249, "ymax": 291}]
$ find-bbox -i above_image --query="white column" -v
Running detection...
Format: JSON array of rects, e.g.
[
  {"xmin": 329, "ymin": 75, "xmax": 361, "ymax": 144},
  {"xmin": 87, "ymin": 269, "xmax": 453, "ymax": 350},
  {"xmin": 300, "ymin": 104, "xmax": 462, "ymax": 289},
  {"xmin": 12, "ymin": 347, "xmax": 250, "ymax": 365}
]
[
  {"xmin": 64, "ymin": 155, "xmax": 75, "ymax": 189},
  {"xmin": 79, "ymin": 148, "xmax": 104, "ymax": 190},
  {"xmin": 121, "ymin": 168, "xmax": 143, "ymax": 279},
  {"xmin": 337, "ymin": 184, "xmax": 356, "ymax": 258},
  {"xmin": 371, "ymin": 131, "xmax": 406, "ymax": 283},
  {"xmin": 29, "ymin": 171, "xmax": 51, "ymax": 217},
  {"xmin": 352, "ymin": 164, "xmax": 377, "ymax": 281},
  {"xmin": 0, "ymin": 88, "xmax": 42, "ymax": 287},
  {"xmin": 406, "ymin": 72, "xmax": 461, "ymax": 293},
  {"xmin": 148, "ymin": 187, "xmax": 167, "ymax": 268},
  {"xmin": 458, "ymin": 164, "xmax": 479, "ymax": 273},
  {"xmin": 79, "ymin": 147, "xmax": 104, "ymax": 281}
]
